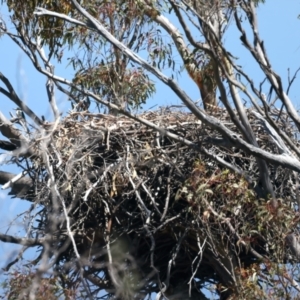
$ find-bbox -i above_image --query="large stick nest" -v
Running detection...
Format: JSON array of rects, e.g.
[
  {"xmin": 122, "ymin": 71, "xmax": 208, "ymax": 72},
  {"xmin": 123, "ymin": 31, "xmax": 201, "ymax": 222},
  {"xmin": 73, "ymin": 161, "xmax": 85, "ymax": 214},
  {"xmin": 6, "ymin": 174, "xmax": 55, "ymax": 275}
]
[{"xmin": 18, "ymin": 107, "xmax": 300, "ymax": 297}]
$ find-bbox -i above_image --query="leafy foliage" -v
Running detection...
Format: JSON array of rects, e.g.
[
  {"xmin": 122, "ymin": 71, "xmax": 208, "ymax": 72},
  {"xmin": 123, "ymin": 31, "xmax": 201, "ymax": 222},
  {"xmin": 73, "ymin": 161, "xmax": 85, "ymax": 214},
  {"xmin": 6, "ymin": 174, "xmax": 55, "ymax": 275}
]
[
  {"xmin": 4, "ymin": 0, "xmax": 161, "ymax": 110},
  {"xmin": 1, "ymin": 267, "xmax": 75, "ymax": 300}
]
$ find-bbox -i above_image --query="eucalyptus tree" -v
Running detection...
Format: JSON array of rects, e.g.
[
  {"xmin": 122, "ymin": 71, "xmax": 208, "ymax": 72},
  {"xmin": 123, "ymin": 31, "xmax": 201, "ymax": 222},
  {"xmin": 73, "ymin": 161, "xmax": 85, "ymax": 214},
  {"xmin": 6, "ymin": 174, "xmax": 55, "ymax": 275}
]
[{"xmin": 0, "ymin": 0, "xmax": 300, "ymax": 299}]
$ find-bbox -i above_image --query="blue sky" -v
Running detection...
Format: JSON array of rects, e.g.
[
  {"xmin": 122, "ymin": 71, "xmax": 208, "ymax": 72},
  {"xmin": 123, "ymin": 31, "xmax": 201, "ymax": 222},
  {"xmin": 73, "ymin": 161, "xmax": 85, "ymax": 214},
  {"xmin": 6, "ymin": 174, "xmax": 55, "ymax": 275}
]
[{"xmin": 0, "ymin": 0, "xmax": 300, "ymax": 291}]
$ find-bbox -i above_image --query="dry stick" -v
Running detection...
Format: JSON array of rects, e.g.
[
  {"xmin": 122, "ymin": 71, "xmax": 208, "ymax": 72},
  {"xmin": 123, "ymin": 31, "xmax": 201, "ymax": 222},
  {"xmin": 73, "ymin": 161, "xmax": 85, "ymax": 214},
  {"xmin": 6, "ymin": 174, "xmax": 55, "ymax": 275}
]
[
  {"xmin": 154, "ymin": 214, "xmax": 181, "ymax": 233},
  {"xmin": 160, "ymin": 168, "xmax": 172, "ymax": 221},
  {"xmin": 167, "ymin": 228, "xmax": 188, "ymax": 285},
  {"xmin": 0, "ymin": 72, "xmax": 43, "ymax": 126},
  {"xmin": 252, "ymin": 111, "xmax": 293, "ymax": 156},
  {"xmin": 236, "ymin": 4, "xmax": 300, "ymax": 131},
  {"xmin": 102, "ymin": 198, "xmax": 121, "ymax": 291},
  {"xmin": 233, "ymin": 63, "xmax": 300, "ymax": 159},
  {"xmin": 83, "ymin": 158, "xmax": 122, "ymax": 201},
  {"xmin": 276, "ymin": 66, "xmax": 300, "ymax": 124},
  {"xmin": 1, "ymin": 170, "xmax": 28, "ymax": 190},
  {"xmin": 3, "ymin": 245, "xmax": 29, "ymax": 271},
  {"xmin": 0, "ymin": 104, "xmax": 30, "ymax": 151},
  {"xmin": 188, "ymin": 234, "xmax": 206, "ymax": 297},
  {"xmin": 202, "ymin": 197, "xmax": 264, "ymax": 261},
  {"xmin": 141, "ymin": 182, "xmax": 162, "ymax": 216},
  {"xmin": 125, "ymin": 144, "xmax": 159, "ymax": 281},
  {"xmin": 42, "ymin": 146, "xmax": 93, "ymax": 300},
  {"xmin": 156, "ymin": 228, "xmax": 188, "ymax": 299},
  {"xmin": 35, "ymin": 34, "xmax": 60, "ymax": 121},
  {"xmin": 0, "ymin": 232, "xmax": 43, "ymax": 247},
  {"xmin": 170, "ymin": 0, "xmax": 204, "ymax": 47},
  {"xmin": 125, "ymin": 144, "xmax": 151, "ymax": 220}
]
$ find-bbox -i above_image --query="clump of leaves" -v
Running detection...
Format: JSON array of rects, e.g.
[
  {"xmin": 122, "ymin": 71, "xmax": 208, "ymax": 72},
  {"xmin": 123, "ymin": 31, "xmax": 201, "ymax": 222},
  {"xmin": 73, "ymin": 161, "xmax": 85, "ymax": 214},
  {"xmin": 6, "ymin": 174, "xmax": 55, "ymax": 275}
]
[
  {"xmin": 176, "ymin": 160, "xmax": 298, "ymax": 299},
  {"xmin": 178, "ymin": 160, "xmax": 296, "ymax": 261},
  {"xmin": 235, "ymin": 261, "xmax": 300, "ymax": 300},
  {"xmin": 176, "ymin": 160, "xmax": 256, "ymax": 214},
  {"xmin": 72, "ymin": 62, "xmax": 155, "ymax": 110},
  {"xmin": 2, "ymin": 271, "xmax": 58, "ymax": 299}
]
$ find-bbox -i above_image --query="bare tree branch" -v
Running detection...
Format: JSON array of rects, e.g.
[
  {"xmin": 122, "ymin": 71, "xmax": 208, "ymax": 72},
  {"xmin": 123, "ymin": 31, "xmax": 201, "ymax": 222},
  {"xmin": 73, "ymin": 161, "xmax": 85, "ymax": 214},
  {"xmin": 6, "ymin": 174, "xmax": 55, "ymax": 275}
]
[
  {"xmin": 0, "ymin": 140, "xmax": 17, "ymax": 151},
  {"xmin": 235, "ymin": 4, "xmax": 300, "ymax": 131},
  {"xmin": 0, "ymin": 111, "xmax": 27, "ymax": 146},
  {"xmin": 0, "ymin": 171, "xmax": 34, "ymax": 200},
  {"xmin": 0, "ymin": 232, "xmax": 43, "ymax": 247},
  {"xmin": 0, "ymin": 72, "xmax": 43, "ymax": 126}
]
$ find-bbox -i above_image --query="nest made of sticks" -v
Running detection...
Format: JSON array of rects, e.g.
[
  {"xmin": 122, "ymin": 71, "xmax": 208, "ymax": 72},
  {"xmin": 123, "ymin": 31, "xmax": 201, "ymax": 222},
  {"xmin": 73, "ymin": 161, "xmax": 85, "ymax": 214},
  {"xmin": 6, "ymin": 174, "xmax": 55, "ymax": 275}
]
[{"xmin": 19, "ymin": 107, "xmax": 300, "ymax": 296}]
